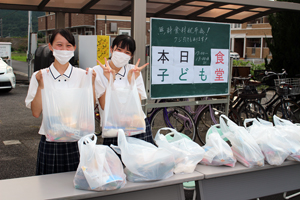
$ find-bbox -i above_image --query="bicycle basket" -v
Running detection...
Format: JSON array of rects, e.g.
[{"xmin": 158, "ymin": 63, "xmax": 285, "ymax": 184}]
[
  {"xmin": 274, "ymin": 78, "xmax": 300, "ymax": 96},
  {"xmin": 238, "ymin": 85, "xmax": 263, "ymax": 99},
  {"xmin": 241, "ymin": 85, "xmax": 258, "ymax": 95}
]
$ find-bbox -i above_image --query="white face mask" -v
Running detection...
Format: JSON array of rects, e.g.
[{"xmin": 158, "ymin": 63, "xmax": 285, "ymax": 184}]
[
  {"xmin": 111, "ymin": 51, "xmax": 131, "ymax": 68},
  {"xmin": 52, "ymin": 48, "xmax": 74, "ymax": 65}
]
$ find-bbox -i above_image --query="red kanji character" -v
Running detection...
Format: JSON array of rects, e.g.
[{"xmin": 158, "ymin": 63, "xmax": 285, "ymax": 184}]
[
  {"xmin": 215, "ymin": 51, "xmax": 225, "ymax": 64},
  {"xmin": 215, "ymin": 68, "xmax": 224, "ymax": 81}
]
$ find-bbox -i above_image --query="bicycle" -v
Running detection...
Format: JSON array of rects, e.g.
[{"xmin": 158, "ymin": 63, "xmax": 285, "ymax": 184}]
[
  {"xmin": 148, "ymin": 97, "xmax": 240, "ymax": 145},
  {"xmin": 184, "ymin": 97, "xmax": 240, "ymax": 145},
  {"xmin": 147, "ymin": 99, "xmax": 197, "ymax": 141},
  {"xmin": 271, "ymin": 78, "xmax": 300, "ymax": 123},
  {"xmin": 230, "ymin": 76, "xmax": 268, "ymax": 124},
  {"xmin": 259, "ymin": 70, "xmax": 287, "ymax": 117}
]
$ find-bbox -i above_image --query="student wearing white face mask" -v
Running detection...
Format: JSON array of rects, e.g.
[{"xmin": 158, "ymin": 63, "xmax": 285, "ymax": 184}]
[
  {"xmin": 93, "ymin": 35, "xmax": 155, "ymax": 146},
  {"xmin": 25, "ymin": 29, "xmax": 97, "ymax": 175}
]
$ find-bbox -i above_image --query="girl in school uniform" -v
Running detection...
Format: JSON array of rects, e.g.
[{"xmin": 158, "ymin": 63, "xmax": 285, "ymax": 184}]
[
  {"xmin": 25, "ymin": 29, "xmax": 96, "ymax": 175},
  {"xmin": 93, "ymin": 34, "xmax": 155, "ymax": 146}
]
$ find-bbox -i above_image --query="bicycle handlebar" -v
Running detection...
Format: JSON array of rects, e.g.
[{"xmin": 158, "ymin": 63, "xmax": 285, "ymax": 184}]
[{"xmin": 264, "ymin": 69, "xmax": 287, "ymax": 78}]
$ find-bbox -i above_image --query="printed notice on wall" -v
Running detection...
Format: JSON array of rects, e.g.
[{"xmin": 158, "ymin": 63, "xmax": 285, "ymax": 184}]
[{"xmin": 151, "ymin": 47, "xmax": 229, "ymax": 85}]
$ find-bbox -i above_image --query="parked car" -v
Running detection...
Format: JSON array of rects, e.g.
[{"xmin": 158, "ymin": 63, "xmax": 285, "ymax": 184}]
[
  {"xmin": 0, "ymin": 58, "xmax": 16, "ymax": 92},
  {"xmin": 230, "ymin": 51, "xmax": 240, "ymax": 60}
]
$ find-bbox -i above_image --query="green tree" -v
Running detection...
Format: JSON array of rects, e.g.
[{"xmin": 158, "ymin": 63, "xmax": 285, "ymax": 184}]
[{"xmin": 267, "ymin": 0, "xmax": 300, "ymax": 76}]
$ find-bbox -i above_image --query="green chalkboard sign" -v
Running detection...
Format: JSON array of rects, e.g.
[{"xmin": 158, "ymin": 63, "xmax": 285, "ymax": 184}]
[{"xmin": 150, "ymin": 18, "xmax": 230, "ymax": 99}]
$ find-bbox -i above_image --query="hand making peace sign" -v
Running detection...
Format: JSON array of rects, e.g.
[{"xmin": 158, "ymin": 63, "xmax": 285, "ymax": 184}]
[
  {"xmin": 96, "ymin": 58, "xmax": 115, "ymax": 81},
  {"xmin": 127, "ymin": 59, "xmax": 149, "ymax": 83}
]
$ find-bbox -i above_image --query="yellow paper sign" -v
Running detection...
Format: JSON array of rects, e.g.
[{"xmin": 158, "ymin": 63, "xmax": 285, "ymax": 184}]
[{"xmin": 97, "ymin": 35, "xmax": 110, "ymax": 65}]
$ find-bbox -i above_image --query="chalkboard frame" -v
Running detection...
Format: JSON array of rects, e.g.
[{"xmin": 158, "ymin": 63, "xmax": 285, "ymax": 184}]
[{"xmin": 150, "ymin": 17, "xmax": 231, "ymax": 99}]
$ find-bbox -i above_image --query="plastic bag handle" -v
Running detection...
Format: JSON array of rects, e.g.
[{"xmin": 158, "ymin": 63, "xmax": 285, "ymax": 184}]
[
  {"xmin": 110, "ymin": 129, "xmax": 127, "ymax": 155},
  {"xmin": 108, "ymin": 68, "xmax": 136, "ymax": 89},
  {"xmin": 41, "ymin": 69, "xmax": 48, "ymax": 89},
  {"xmin": 84, "ymin": 68, "xmax": 93, "ymax": 89},
  {"xmin": 243, "ymin": 118, "xmax": 258, "ymax": 128},
  {"xmin": 256, "ymin": 118, "xmax": 273, "ymax": 126},
  {"xmin": 78, "ymin": 133, "xmax": 97, "ymax": 151},
  {"xmin": 273, "ymin": 115, "xmax": 294, "ymax": 126},
  {"xmin": 129, "ymin": 72, "xmax": 136, "ymax": 89},
  {"xmin": 108, "ymin": 72, "xmax": 115, "ymax": 89},
  {"xmin": 157, "ymin": 127, "xmax": 178, "ymax": 135},
  {"xmin": 219, "ymin": 114, "xmax": 237, "ymax": 134}
]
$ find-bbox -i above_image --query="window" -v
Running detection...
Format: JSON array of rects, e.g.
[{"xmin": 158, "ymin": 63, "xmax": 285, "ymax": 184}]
[
  {"xmin": 85, "ymin": 31, "xmax": 92, "ymax": 35},
  {"xmin": 230, "ymin": 23, "xmax": 241, "ymax": 29},
  {"xmin": 252, "ymin": 47, "xmax": 255, "ymax": 55},
  {"xmin": 118, "ymin": 29, "xmax": 131, "ymax": 36}
]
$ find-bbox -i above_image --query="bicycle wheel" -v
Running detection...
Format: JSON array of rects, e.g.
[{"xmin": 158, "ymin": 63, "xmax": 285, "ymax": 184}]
[
  {"xmin": 195, "ymin": 106, "xmax": 212, "ymax": 145},
  {"xmin": 150, "ymin": 107, "xmax": 196, "ymax": 141},
  {"xmin": 238, "ymin": 101, "xmax": 268, "ymax": 124},
  {"xmin": 94, "ymin": 106, "xmax": 102, "ymax": 136},
  {"xmin": 196, "ymin": 104, "xmax": 241, "ymax": 145},
  {"xmin": 260, "ymin": 87, "xmax": 278, "ymax": 118},
  {"xmin": 228, "ymin": 108, "xmax": 242, "ymax": 126},
  {"xmin": 273, "ymin": 100, "xmax": 300, "ymax": 123}
]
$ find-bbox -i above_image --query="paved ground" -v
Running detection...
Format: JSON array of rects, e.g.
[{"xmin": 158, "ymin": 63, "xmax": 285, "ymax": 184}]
[{"xmin": 0, "ymin": 61, "xmax": 300, "ymax": 200}]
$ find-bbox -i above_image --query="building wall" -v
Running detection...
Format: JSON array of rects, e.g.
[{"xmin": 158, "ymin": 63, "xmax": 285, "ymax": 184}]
[
  {"xmin": 263, "ymin": 48, "xmax": 272, "ymax": 59},
  {"xmin": 96, "ymin": 17, "xmax": 150, "ymax": 45},
  {"xmin": 65, "ymin": 13, "xmax": 70, "ymax": 28},
  {"xmin": 246, "ymin": 47, "xmax": 261, "ymax": 58},
  {"xmin": 37, "ymin": 14, "xmax": 272, "ymax": 59},
  {"xmin": 46, "ymin": 14, "xmax": 55, "ymax": 30},
  {"xmin": 231, "ymin": 19, "xmax": 273, "ymax": 59},
  {"xmin": 232, "ymin": 28, "xmax": 271, "ymax": 36},
  {"xmin": 71, "ymin": 13, "xmax": 94, "ymax": 27},
  {"xmin": 38, "ymin": 17, "xmax": 47, "ymax": 31}
]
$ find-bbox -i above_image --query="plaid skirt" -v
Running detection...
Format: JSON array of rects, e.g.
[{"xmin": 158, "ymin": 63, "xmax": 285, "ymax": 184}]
[
  {"xmin": 103, "ymin": 118, "xmax": 155, "ymax": 147},
  {"xmin": 36, "ymin": 135, "xmax": 80, "ymax": 175}
]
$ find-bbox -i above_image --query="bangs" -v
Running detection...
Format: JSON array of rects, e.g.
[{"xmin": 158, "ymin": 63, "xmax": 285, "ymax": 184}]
[{"xmin": 112, "ymin": 35, "xmax": 136, "ymax": 55}]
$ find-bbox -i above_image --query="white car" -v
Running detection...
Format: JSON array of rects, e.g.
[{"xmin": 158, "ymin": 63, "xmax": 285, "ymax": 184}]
[
  {"xmin": 0, "ymin": 58, "xmax": 16, "ymax": 92},
  {"xmin": 230, "ymin": 51, "xmax": 240, "ymax": 60}
]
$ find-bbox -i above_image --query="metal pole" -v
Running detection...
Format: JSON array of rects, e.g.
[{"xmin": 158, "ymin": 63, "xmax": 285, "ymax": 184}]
[
  {"xmin": 27, "ymin": 11, "xmax": 32, "ymax": 81},
  {"xmin": 131, "ymin": 0, "xmax": 147, "ymax": 112}
]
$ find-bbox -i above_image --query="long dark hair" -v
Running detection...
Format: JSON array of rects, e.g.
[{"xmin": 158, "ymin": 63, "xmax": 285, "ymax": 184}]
[{"xmin": 112, "ymin": 35, "xmax": 136, "ymax": 55}]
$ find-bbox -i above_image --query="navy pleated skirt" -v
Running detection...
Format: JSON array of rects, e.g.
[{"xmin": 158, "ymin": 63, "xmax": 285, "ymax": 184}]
[{"xmin": 36, "ymin": 135, "xmax": 80, "ymax": 175}]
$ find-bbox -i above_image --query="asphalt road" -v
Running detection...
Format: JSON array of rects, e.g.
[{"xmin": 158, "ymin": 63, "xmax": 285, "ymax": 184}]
[
  {"xmin": 0, "ymin": 61, "xmax": 299, "ymax": 200},
  {"xmin": 0, "ymin": 66, "xmax": 40, "ymax": 180}
]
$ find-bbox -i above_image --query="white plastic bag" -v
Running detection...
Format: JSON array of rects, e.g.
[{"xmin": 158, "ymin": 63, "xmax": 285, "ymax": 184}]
[
  {"xmin": 244, "ymin": 118, "xmax": 290, "ymax": 165},
  {"xmin": 273, "ymin": 115, "xmax": 300, "ymax": 143},
  {"xmin": 42, "ymin": 69, "xmax": 95, "ymax": 142},
  {"xmin": 102, "ymin": 74, "xmax": 145, "ymax": 138},
  {"xmin": 74, "ymin": 134, "xmax": 126, "ymax": 191},
  {"xmin": 201, "ymin": 126, "xmax": 237, "ymax": 167},
  {"xmin": 154, "ymin": 128, "xmax": 205, "ymax": 174},
  {"xmin": 111, "ymin": 129, "xmax": 175, "ymax": 182},
  {"xmin": 273, "ymin": 115, "xmax": 300, "ymax": 161},
  {"xmin": 220, "ymin": 115, "xmax": 264, "ymax": 168}
]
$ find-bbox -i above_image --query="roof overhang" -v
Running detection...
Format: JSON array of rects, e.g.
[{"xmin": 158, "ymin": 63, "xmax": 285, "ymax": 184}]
[{"xmin": 1, "ymin": 0, "xmax": 300, "ymax": 23}]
